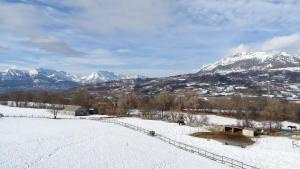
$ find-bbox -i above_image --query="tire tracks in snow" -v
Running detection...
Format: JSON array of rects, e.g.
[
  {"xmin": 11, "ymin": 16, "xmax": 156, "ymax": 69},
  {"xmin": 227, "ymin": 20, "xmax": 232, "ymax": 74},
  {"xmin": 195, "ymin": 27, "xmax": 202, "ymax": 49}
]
[{"xmin": 23, "ymin": 134, "xmax": 100, "ymax": 169}]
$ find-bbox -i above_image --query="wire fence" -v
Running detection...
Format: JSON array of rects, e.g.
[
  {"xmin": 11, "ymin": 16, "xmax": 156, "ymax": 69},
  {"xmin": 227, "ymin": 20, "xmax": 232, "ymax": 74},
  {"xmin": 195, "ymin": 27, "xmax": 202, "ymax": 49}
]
[{"xmin": 94, "ymin": 117, "xmax": 259, "ymax": 169}]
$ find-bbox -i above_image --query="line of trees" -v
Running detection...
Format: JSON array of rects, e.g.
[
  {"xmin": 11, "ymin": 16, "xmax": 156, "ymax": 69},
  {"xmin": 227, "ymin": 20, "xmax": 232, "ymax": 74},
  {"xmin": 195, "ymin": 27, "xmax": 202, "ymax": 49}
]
[{"xmin": 1, "ymin": 90, "xmax": 300, "ymax": 124}]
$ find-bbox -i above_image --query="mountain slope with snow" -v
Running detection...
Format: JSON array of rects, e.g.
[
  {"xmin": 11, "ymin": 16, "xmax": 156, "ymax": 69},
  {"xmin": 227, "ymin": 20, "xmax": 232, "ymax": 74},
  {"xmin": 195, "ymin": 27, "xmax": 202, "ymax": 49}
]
[
  {"xmin": 80, "ymin": 70, "xmax": 147, "ymax": 84},
  {"xmin": 0, "ymin": 68, "xmax": 147, "ymax": 92},
  {"xmin": 201, "ymin": 51, "xmax": 300, "ymax": 74},
  {"xmin": 0, "ymin": 68, "xmax": 79, "ymax": 82},
  {"xmin": 0, "ymin": 68, "xmax": 79, "ymax": 91}
]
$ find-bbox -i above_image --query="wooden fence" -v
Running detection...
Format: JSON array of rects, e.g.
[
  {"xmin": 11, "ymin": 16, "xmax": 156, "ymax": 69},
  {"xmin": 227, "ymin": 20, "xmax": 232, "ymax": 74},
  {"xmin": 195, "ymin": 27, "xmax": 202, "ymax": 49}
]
[{"xmin": 94, "ymin": 117, "xmax": 259, "ymax": 169}]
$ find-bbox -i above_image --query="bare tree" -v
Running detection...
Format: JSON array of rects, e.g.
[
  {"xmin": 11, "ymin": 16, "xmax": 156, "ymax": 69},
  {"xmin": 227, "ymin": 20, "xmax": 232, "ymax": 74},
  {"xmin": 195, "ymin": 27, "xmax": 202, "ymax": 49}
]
[
  {"xmin": 50, "ymin": 104, "xmax": 60, "ymax": 119},
  {"xmin": 262, "ymin": 101, "xmax": 285, "ymax": 131},
  {"xmin": 155, "ymin": 91, "xmax": 174, "ymax": 119},
  {"xmin": 186, "ymin": 113, "xmax": 197, "ymax": 124},
  {"xmin": 169, "ymin": 112, "xmax": 179, "ymax": 122},
  {"xmin": 117, "ymin": 94, "xmax": 130, "ymax": 116},
  {"xmin": 70, "ymin": 90, "xmax": 91, "ymax": 108},
  {"xmin": 199, "ymin": 115, "xmax": 209, "ymax": 125}
]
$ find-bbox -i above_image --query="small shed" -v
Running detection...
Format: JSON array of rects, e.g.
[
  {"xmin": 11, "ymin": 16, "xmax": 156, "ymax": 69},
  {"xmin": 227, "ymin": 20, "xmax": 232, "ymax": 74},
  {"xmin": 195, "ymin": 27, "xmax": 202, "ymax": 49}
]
[
  {"xmin": 75, "ymin": 107, "xmax": 89, "ymax": 116},
  {"xmin": 62, "ymin": 105, "xmax": 81, "ymax": 116},
  {"xmin": 223, "ymin": 125, "xmax": 243, "ymax": 133},
  {"xmin": 242, "ymin": 128, "xmax": 257, "ymax": 137},
  {"xmin": 74, "ymin": 107, "xmax": 98, "ymax": 116},
  {"xmin": 223, "ymin": 125, "xmax": 258, "ymax": 137},
  {"xmin": 88, "ymin": 108, "xmax": 98, "ymax": 115}
]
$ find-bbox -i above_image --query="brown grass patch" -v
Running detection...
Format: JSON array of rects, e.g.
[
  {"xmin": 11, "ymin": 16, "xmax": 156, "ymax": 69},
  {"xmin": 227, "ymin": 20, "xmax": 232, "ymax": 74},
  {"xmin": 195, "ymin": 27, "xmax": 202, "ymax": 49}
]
[{"xmin": 191, "ymin": 131, "xmax": 255, "ymax": 147}]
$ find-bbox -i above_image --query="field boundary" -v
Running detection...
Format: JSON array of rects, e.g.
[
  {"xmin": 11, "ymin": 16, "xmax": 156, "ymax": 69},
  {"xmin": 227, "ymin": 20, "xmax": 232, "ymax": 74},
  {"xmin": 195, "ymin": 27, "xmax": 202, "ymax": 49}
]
[
  {"xmin": 93, "ymin": 117, "xmax": 259, "ymax": 169},
  {"xmin": 1, "ymin": 114, "xmax": 87, "ymax": 120}
]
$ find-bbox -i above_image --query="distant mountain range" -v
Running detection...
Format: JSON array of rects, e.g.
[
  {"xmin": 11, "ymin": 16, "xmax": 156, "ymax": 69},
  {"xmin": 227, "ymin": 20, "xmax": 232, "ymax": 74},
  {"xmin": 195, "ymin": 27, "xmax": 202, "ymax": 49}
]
[
  {"xmin": 1, "ymin": 51, "xmax": 300, "ymax": 101},
  {"xmin": 0, "ymin": 68, "xmax": 146, "ymax": 92}
]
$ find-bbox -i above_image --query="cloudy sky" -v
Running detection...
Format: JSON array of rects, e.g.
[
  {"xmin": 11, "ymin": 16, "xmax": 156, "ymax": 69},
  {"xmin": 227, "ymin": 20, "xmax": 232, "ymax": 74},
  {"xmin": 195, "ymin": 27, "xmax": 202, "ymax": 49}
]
[{"xmin": 1, "ymin": 0, "xmax": 300, "ymax": 77}]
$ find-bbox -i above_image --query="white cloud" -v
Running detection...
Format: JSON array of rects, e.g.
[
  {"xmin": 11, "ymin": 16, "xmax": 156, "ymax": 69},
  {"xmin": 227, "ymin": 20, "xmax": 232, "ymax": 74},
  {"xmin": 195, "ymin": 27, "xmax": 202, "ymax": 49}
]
[
  {"xmin": 227, "ymin": 44, "xmax": 251, "ymax": 55},
  {"xmin": 228, "ymin": 33, "xmax": 300, "ymax": 54},
  {"xmin": 180, "ymin": 0, "xmax": 300, "ymax": 30},
  {"xmin": 261, "ymin": 33, "xmax": 300, "ymax": 51},
  {"xmin": 0, "ymin": 46, "xmax": 10, "ymax": 53},
  {"xmin": 29, "ymin": 36, "xmax": 84, "ymax": 57},
  {"xmin": 56, "ymin": 0, "xmax": 174, "ymax": 33},
  {"xmin": 116, "ymin": 48, "xmax": 132, "ymax": 53},
  {"xmin": 0, "ymin": 2, "xmax": 44, "ymax": 35},
  {"xmin": 69, "ymin": 48, "xmax": 125, "ymax": 66}
]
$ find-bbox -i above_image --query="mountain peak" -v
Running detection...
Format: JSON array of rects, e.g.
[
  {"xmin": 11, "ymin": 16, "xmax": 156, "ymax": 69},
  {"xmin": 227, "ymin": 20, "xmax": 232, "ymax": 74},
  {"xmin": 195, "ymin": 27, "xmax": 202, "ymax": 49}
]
[
  {"xmin": 80, "ymin": 70, "xmax": 146, "ymax": 84},
  {"xmin": 201, "ymin": 51, "xmax": 300, "ymax": 74}
]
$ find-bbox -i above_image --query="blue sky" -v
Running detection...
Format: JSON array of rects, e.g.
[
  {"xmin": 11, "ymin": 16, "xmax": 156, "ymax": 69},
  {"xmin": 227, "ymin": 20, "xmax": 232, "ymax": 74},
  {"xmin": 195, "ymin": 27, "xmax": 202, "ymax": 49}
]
[{"xmin": 1, "ymin": 0, "xmax": 300, "ymax": 77}]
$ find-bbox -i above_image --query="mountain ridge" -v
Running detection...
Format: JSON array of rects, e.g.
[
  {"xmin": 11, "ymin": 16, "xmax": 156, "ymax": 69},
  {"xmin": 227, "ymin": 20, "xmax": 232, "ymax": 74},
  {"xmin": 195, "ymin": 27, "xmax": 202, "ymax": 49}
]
[
  {"xmin": 80, "ymin": 70, "xmax": 147, "ymax": 84},
  {"xmin": 0, "ymin": 68, "xmax": 146, "ymax": 92},
  {"xmin": 200, "ymin": 51, "xmax": 300, "ymax": 74}
]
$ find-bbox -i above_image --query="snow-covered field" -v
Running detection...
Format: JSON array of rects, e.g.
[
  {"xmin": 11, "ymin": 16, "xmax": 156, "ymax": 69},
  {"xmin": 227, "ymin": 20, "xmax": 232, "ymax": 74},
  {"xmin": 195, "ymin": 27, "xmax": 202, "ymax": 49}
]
[
  {"xmin": 0, "ymin": 105, "xmax": 54, "ymax": 117},
  {"xmin": 0, "ymin": 105, "xmax": 110, "ymax": 119},
  {"xmin": 118, "ymin": 118, "xmax": 300, "ymax": 169},
  {"xmin": 1, "ymin": 105, "xmax": 300, "ymax": 169},
  {"xmin": 0, "ymin": 106, "xmax": 230, "ymax": 169}
]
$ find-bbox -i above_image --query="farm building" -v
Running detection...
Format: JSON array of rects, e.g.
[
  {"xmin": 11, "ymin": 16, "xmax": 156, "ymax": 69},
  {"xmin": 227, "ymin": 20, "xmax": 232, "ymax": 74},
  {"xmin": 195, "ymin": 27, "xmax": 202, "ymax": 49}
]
[
  {"xmin": 223, "ymin": 125, "xmax": 258, "ymax": 137},
  {"xmin": 75, "ymin": 107, "xmax": 98, "ymax": 116},
  {"xmin": 223, "ymin": 125, "xmax": 243, "ymax": 133},
  {"xmin": 242, "ymin": 128, "xmax": 257, "ymax": 137},
  {"xmin": 62, "ymin": 105, "xmax": 81, "ymax": 116}
]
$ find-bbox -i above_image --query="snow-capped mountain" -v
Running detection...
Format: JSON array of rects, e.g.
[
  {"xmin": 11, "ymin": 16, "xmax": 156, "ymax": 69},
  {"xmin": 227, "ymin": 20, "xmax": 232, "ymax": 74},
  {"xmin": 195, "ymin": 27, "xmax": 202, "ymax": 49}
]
[
  {"xmin": 1, "ymin": 68, "xmax": 79, "ymax": 82},
  {"xmin": 0, "ymin": 68, "xmax": 79, "ymax": 91},
  {"xmin": 0, "ymin": 68, "xmax": 146, "ymax": 92},
  {"xmin": 80, "ymin": 70, "xmax": 147, "ymax": 84},
  {"xmin": 201, "ymin": 51, "xmax": 300, "ymax": 74}
]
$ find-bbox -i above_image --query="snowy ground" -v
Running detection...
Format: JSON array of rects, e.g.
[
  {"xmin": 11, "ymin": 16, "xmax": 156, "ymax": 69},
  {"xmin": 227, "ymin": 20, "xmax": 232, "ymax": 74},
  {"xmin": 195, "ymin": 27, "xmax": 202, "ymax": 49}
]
[
  {"xmin": 118, "ymin": 118, "xmax": 300, "ymax": 169},
  {"xmin": 0, "ymin": 104, "xmax": 76, "ymax": 119},
  {"xmin": 1, "ymin": 105, "xmax": 300, "ymax": 169},
  {"xmin": 0, "ymin": 118, "xmax": 231, "ymax": 169},
  {"xmin": 0, "ymin": 105, "xmax": 110, "ymax": 119}
]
